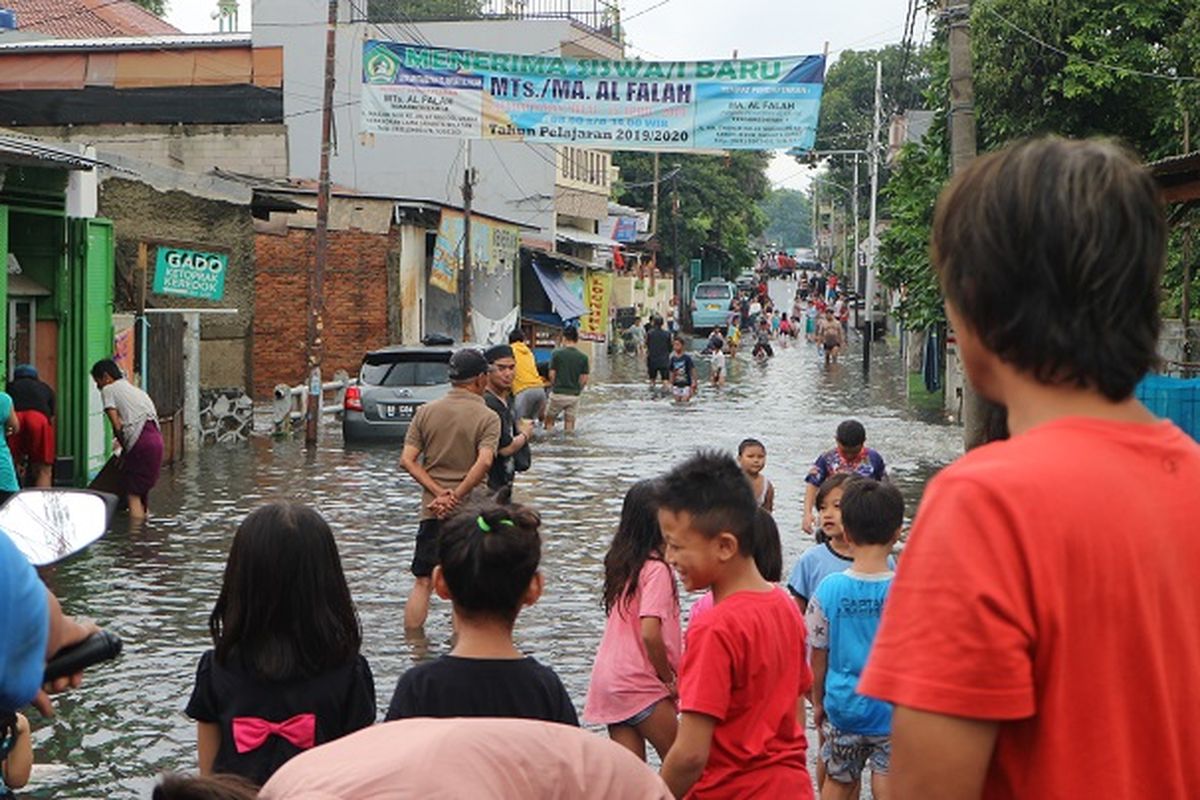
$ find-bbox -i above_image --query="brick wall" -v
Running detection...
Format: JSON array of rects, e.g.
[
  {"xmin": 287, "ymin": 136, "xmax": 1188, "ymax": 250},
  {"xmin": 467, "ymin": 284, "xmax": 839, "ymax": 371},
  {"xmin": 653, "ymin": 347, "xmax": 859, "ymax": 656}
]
[{"xmin": 253, "ymin": 227, "xmax": 395, "ymax": 398}]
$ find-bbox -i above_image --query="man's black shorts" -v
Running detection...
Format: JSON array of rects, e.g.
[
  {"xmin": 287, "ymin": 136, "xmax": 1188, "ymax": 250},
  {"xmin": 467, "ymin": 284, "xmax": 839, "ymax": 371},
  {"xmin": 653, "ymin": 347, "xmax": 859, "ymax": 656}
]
[
  {"xmin": 648, "ymin": 364, "xmax": 670, "ymax": 381},
  {"xmin": 412, "ymin": 518, "xmax": 440, "ymax": 577}
]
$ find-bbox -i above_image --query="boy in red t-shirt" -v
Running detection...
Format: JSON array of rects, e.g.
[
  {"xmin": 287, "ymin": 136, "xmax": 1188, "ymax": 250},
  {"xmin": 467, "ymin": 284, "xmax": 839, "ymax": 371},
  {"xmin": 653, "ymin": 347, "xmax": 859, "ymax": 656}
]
[
  {"xmin": 859, "ymin": 136, "xmax": 1200, "ymax": 798},
  {"xmin": 657, "ymin": 452, "xmax": 812, "ymax": 799}
]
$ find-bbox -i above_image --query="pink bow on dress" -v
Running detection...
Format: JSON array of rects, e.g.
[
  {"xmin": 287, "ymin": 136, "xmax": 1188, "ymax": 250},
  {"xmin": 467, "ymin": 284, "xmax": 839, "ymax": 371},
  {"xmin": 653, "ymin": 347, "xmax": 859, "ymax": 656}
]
[{"xmin": 231, "ymin": 713, "xmax": 316, "ymax": 753}]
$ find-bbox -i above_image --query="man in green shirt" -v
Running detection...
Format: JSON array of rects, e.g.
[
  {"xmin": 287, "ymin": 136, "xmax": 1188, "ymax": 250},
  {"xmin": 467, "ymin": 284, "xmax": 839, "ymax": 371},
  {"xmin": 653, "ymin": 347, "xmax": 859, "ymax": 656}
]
[{"xmin": 544, "ymin": 326, "xmax": 589, "ymax": 433}]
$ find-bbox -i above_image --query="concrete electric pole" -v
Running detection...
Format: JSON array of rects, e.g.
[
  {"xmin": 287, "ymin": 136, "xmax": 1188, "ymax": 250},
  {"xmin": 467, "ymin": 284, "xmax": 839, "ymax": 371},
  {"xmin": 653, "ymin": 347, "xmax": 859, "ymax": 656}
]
[
  {"xmin": 944, "ymin": 0, "xmax": 1007, "ymax": 447},
  {"xmin": 306, "ymin": 0, "xmax": 337, "ymax": 447}
]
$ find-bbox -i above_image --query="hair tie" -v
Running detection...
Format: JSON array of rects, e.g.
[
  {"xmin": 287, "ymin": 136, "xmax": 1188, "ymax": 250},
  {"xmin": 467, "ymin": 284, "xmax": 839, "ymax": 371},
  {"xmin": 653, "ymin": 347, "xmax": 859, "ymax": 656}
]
[{"xmin": 476, "ymin": 516, "xmax": 515, "ymax": 533}]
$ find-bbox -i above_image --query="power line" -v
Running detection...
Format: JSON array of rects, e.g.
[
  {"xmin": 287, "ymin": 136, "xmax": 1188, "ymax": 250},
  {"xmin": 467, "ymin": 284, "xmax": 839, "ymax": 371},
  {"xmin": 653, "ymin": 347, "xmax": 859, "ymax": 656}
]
[{"xmin": 981, "ymin": 3, "xmax": 1200, "ymax": 84}]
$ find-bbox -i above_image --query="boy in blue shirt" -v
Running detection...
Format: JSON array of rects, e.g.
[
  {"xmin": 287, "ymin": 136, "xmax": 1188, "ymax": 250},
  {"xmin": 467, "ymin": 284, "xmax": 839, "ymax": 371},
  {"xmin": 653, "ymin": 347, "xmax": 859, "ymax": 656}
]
[{"xmin": 806, "ymin": 478, "xmax": 903, "ymax": 800}]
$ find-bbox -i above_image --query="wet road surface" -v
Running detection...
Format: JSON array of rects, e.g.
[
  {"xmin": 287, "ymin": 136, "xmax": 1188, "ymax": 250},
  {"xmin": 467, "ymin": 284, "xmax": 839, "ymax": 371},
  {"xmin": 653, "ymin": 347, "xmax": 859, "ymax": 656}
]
[{"xmin": 24, "ymin": 299, "xmax": 963, "ymax": 797}]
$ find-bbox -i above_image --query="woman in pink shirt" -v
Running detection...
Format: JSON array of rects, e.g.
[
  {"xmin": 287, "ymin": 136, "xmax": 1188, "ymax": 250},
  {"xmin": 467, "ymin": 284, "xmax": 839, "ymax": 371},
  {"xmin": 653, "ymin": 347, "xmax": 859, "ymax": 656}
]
[{"xmin": 584, "ymin": 480, "xmax": 681, "ymax": 762}]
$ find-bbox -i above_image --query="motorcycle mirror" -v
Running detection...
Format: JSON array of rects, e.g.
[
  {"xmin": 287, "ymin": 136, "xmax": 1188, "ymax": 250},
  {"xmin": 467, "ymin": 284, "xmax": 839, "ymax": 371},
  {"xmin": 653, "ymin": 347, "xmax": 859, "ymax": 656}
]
[{"xmin": 0, "ymin": 489, "xmax": 118, "ymax": 567}]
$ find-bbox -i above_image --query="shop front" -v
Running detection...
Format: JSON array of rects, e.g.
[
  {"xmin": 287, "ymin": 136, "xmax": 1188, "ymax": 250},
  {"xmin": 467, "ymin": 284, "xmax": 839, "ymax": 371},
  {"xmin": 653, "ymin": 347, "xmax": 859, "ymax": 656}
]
[{"xmin": 0, "ymin": 137, "xmax": 115, "ymax": 485}]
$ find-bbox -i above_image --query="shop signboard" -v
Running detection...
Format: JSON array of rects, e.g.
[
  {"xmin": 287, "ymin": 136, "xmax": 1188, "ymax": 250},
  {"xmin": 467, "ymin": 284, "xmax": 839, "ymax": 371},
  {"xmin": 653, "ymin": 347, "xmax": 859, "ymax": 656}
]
[{"xmin": 152, "ymin": 246, "xmax": 228, "ymax": 301}]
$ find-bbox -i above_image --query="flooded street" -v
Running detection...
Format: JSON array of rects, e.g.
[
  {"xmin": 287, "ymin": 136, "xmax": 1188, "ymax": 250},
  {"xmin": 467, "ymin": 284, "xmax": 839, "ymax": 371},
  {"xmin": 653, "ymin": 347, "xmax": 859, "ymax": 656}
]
[{"xmin": 26, "ymin": 299, "xmax": 964, "ymax": 797}]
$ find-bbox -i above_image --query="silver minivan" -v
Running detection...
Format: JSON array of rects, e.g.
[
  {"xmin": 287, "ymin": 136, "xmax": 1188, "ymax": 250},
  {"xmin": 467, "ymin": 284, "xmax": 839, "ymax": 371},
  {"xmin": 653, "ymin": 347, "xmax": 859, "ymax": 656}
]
[{"xmin": 342, "ymin": 345, "xmax": 455, "ymax": 443}]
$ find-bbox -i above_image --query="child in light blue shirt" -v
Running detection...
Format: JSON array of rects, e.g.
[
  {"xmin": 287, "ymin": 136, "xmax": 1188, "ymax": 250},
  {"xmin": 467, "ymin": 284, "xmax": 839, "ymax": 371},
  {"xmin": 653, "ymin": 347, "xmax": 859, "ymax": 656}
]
[{"xmin": 806, "ymin": 479, "xmax": 904, "ymax": 799}]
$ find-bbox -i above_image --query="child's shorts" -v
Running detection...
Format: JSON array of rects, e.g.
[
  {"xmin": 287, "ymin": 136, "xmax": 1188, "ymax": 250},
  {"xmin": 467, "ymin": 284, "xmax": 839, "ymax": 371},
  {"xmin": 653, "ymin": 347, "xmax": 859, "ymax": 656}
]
[
  {"xmin": 616, "ymin": 701, "xmax": 659, "ymax": 728},
  {"xmin": 820, "ymin": 722, "xmax": 890, "ymax": 784}
]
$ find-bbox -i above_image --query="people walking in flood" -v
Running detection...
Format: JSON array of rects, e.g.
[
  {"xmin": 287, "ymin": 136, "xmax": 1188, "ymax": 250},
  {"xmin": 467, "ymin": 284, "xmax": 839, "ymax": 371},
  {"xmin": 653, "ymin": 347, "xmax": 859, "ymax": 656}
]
[
  {"xmin": 859, "ymin": 137, "xmax": 1200, "ymax": 797},
  {"xmin": 737, "ymin": 438, "xmax": 774, "ymax": 513},
  {"xmin": 185, "ymin": 503, "xmax": 376, "ymax": 787},
  {"xmin": 509, "ymin": 329, "xmax": 548, "ymax": 424},
  {"xmin": 544, "ymin": 326, "xmax": 589, "ymax": 433},
  {"xmin": 584, "ymin": 480, "xmax": 681, "ymax": 763},
  {"xmin": 7, "ymin": 365, "xmax": 55, "ymax": 488},
  {"xmin": 90, "ymin": 359, "xmax": 162, "ymax": 519},
  {"xmin": 802, "ymin": 420, "xmax": 887, "ymax": 537},
  {"xmin": 400, "ymin": 348, "xmax": 500, "ymax": 630},
  {"xmin": 668, "ymin": 336, "xmax": 698, "ymax": 404},
  {"xmin": 646, "ymin": 316, "xmax": 673, "ymax": 393},
  {"xmin": 657, "ymin": 452, "xmax": 812, "ymax": 799},
  {"xmin": 483, "ymin": 344, "xmax": 532, "ymax": 493},
  {"xmin": 817, "ymin": 308, "xmax": 845, "ymax": 365},
  {"xmin": 385, "ymin": 500, "xmax": 577, "ymax": 726},
  {"xmin": 807, "ymin": 479, "xmax": 904, "ymax": 800}
]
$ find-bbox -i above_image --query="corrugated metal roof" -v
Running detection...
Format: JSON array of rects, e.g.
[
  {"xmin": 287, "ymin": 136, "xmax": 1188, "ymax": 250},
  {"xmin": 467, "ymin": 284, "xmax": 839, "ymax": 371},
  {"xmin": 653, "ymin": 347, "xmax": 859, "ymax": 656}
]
[
  {"xmin": 0, "ymin": 31, "xmax": 250, "ymax": 52},
  {"xmin": 0, "ymin": 133, "xmax": 125, "ymax": 170},
  {"xmin": 1148, "ymin": 150, "xmax": 1200, "ymax": 177},
  {"xmin": 1, "ymin": 0, "xmax": 180, "ymax": 39}
]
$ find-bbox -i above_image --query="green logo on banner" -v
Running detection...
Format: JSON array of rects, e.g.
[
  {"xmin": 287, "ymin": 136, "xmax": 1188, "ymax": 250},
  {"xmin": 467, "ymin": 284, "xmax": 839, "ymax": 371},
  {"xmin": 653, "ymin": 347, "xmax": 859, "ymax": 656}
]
[{"xmin": 152, "ymin": 246, "xmax": 227, "ymax": 301}]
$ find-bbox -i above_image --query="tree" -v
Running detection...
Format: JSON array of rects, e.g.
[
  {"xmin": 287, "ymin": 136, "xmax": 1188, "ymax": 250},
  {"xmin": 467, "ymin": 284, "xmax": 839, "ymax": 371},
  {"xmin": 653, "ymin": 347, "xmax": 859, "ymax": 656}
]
[
  {"xmin": 806, "ymin": 43, "xmax": 936, "ymax": 215},
  {"xmin": 129, "ymin": 0, "xmax": 166, "ymax": 16},
  {"xmin": 759, "ymin": 189, "xmax": 812, "ymax": 250},
  {"xmin": 613, "ymin": 151, "xmax": 772, "ymax": 275}
]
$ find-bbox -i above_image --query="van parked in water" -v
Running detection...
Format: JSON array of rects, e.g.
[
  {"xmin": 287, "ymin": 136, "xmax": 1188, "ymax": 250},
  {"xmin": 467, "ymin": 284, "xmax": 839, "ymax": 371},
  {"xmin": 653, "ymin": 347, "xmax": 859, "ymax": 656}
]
[{"xmin": 690, "ymin": 281, "xmax": 737, "ymax": 330}]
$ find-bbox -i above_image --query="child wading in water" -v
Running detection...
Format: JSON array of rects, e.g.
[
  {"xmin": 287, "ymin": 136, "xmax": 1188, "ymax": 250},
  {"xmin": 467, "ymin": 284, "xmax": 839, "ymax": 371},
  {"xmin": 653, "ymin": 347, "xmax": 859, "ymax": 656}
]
[
  {"xmin": 584, "ymin": 480, "xmax": 681, "ymax": 761},
  {"xmin": 738, "ymin": 438, "xmax": 774, "ymax": 512},
  {"xmin": 185, "ymin": 503, "xmax": 376, "ymax": 787},
  {"xmin": 0, "ymin": 712, "xmax": 32, "ymax": 797},
  {"xmin": 386, "ymin": 500, "xmax": 578, "ymax": 725},
  {"xmin": 658, "ymin": 452, "xmax": 812, "ymax": 798}
]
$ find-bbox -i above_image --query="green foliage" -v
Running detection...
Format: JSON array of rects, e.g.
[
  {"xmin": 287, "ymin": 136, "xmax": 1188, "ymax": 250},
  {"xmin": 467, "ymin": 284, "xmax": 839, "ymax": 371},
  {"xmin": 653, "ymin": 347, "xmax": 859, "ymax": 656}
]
[
  {"xmin": 613, "ymin": 151, "xmax": 772, "ymax": 274},
  {"xmin": 368, "ymin": 0, "xmax": 484, "ymax": 22},
  {"xmin": 129, "ymin": 0, "xmax": 166, "ymax": 16},
  {"xmin": 877, "ymin": 129, "xmax": 948, "ymax": 331},
  {"xmin": 972, "ymin": 0, "xmax": 1200, "ymax": 159},
  {"xmin": 759, "ymin": 189, "xmax": 812, "ymax": 250},
  {"xmin": 808, "ymin": 43, "xmax": 936, "ymax": 214}
]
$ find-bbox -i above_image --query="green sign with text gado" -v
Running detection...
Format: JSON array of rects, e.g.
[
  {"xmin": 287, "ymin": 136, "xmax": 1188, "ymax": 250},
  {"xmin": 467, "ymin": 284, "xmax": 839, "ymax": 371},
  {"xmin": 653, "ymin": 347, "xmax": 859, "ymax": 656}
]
[{"xmin": 152, "ymin": 246, "xmax": 227, "ymax": 301}]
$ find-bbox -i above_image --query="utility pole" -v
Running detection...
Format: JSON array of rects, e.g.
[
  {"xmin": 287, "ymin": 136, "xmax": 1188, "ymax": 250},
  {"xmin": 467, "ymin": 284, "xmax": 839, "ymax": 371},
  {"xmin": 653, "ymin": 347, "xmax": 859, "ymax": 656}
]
[
  {"xmin": 863, "ymin": 59, "xmax": 882, "ymax": 377},
  {"xmin": 944, "ymin": 0, "xmax": 1003, "ymax": 445},
  {"xmin": 461, "ymin": 139, "xmax": 475, "ymax": 343},
  {"xmin": 852, "ymin": 152, "xmax": 860, "ymax": 293},
  {"xmin": 650, "ymin": 152, "xmax": 660, "ymax": 238},
  {"xmin": 671, "ymin": 167, "xmax": 682, "ymax": 327},
  {"xmin": 306, "ymin": 0, "xmax": 337, "ymax": 447}
]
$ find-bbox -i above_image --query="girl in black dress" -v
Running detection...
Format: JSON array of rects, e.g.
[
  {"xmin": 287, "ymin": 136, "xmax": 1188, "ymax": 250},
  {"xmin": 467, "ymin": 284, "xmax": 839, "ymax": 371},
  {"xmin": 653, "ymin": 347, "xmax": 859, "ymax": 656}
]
[{"xmin": 186, "ymin": 503, "xmax": 375, "ymax": 787}]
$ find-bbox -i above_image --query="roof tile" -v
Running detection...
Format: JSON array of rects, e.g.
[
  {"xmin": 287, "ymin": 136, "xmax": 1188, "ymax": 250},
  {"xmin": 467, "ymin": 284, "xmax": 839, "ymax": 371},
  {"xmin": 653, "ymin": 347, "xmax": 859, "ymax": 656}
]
[{"xmin": 5, "ymin": 0, "xmax": 181, "ymax": 39}]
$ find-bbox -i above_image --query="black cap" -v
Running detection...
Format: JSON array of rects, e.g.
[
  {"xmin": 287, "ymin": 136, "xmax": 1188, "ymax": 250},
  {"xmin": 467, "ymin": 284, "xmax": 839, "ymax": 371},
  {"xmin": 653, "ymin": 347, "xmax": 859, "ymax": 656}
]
[
  {"xmin": 484, "ymin": 344, "xmax": 514, "ymax": 363},
  {"xmin": 447, "ymin": 348, "xmax": 489, "ymax": 381}
]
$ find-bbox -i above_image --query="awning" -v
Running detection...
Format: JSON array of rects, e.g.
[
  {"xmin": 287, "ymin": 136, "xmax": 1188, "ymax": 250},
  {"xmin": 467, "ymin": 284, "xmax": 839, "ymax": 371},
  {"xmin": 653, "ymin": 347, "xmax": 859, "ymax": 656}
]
[
  {"xmin": 531, "ymin": 260, "xmax": 586, "ymax": 320},
  {"xmin": 556, "ymin": 226, "xmax": 621, "ymax": 249}
]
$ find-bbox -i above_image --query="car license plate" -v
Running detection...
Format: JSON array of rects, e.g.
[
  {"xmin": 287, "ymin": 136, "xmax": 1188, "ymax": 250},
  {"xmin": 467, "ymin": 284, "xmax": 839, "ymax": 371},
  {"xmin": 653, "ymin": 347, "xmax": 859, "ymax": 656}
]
[
  {"xmin": 707, "ymin": 304, "xmax": 720, "ymax": 310},
  {"xmin": 380, "ymin": 404, "xmax": 413, "ymax": 420}
]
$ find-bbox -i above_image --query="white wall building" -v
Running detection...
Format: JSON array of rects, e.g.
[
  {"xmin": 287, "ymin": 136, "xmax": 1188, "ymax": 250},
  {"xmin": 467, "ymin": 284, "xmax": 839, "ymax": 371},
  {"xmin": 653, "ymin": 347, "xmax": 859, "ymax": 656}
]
[{"xmin": 251, "ymin": 0, "xmax": 620, "ymax": 259}]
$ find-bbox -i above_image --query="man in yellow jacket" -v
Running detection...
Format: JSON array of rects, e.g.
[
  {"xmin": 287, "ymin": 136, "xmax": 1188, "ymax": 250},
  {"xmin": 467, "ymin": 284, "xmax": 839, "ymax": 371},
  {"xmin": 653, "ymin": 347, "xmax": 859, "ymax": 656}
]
[{"xmin": 509, "ymin": 329, "xmax": 548, "ymax": 422}]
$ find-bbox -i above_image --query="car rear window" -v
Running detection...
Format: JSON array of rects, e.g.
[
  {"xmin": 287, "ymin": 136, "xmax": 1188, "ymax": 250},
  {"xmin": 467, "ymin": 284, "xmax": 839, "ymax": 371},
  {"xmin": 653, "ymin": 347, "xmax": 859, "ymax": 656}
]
[
  {"xmin": 695, "ymin": 285, "xmax": 733, "ymax": 300},
  {"xmin": 361, "ymin": 352, "xmax": 451, "ymax": 387}
]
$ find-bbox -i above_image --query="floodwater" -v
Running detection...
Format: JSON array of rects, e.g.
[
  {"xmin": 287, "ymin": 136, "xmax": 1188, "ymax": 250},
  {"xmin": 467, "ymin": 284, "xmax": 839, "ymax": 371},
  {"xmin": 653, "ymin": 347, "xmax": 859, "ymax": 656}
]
[{"xmin": 22, "ymin": 284, "xmax": 964, "ymax": 798}]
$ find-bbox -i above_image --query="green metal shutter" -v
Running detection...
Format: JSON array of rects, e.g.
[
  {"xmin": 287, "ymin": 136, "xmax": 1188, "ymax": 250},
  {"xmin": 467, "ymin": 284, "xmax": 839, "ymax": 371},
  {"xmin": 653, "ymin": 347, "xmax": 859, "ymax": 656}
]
[{"xmin": 70, "ymin": 217, "xmax": 114, "ymax": 483}]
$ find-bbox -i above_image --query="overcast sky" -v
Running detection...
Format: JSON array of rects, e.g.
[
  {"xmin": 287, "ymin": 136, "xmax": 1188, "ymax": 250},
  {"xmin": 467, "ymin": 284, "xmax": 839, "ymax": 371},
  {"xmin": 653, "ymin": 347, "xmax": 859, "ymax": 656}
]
[{"xmin": 165, "ymin": 0, "xmax": 919, "ymax": 191}]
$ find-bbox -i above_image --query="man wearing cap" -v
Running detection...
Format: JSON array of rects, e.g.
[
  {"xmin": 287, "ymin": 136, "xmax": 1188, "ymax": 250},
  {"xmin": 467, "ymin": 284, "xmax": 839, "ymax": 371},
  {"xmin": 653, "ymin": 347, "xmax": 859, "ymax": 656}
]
[
  {"xmin": 399, "ymin": 348, "xmax": 501, "ymax": 630},
  {"xmin": 7, "ymin": 365, "xmax": 55, "ymax": 488},
  {"xmin": 483, "ymin": 344, "xmax": 533, "ymax": 493}
]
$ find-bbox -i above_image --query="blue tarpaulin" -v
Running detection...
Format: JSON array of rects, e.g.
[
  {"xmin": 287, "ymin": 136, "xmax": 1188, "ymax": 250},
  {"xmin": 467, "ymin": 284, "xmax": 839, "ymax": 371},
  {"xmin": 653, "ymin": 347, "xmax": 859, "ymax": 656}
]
[
  {"xmin": 531, "ymin": 260, "xmax": 586, "ymax": 320},
  {"xmin": 1137, "ymin": 374, "xmax": 1200, "ymax": 441}
]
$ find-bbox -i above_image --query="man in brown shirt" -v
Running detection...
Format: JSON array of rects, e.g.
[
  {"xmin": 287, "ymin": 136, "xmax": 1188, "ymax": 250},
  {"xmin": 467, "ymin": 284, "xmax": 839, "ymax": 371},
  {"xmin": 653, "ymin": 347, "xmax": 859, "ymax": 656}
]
[{"xmin": 400, "ymin": 348, "xmax": 501, "ymax": 630}]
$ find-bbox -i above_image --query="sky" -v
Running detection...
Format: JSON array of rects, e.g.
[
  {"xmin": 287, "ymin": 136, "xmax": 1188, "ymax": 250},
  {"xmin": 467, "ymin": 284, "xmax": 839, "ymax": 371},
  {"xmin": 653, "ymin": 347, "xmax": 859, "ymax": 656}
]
[{"xmin": 164, "ymin": 0, "xmax": 919, "ymax": 192}]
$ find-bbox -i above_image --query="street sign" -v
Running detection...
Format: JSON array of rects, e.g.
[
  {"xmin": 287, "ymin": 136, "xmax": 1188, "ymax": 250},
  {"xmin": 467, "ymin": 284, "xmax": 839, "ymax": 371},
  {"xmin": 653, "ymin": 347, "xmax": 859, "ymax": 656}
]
[{"xmin": 152, "ymin": 246, "xmax": 228, "ymax": 301}]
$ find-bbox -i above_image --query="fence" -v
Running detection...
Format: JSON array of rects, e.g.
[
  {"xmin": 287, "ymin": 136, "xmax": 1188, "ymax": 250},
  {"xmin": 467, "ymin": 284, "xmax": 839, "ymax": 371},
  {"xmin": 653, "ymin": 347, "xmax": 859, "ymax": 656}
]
[{"xmin": 368, "ymin": 0, "xmax": 621, "ymax": 35}]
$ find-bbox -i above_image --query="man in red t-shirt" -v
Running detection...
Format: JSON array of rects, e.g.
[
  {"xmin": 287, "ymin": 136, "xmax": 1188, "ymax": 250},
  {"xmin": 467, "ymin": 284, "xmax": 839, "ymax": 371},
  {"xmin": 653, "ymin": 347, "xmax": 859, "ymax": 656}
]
[
  {"xmin": 657, "ymin": 452, "xmax": 811, "ymax": 799},
  {"xmin": 859, "ymin": 137, "xmax": 1200, "ymax": 798}
]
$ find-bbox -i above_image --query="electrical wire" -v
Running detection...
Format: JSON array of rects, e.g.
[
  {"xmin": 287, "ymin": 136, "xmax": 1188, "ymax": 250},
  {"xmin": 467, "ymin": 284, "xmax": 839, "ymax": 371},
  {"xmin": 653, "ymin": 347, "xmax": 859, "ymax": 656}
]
[{"xmin": 981, "ymin": 3, "xmax": 1200, "ymax": 84}]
